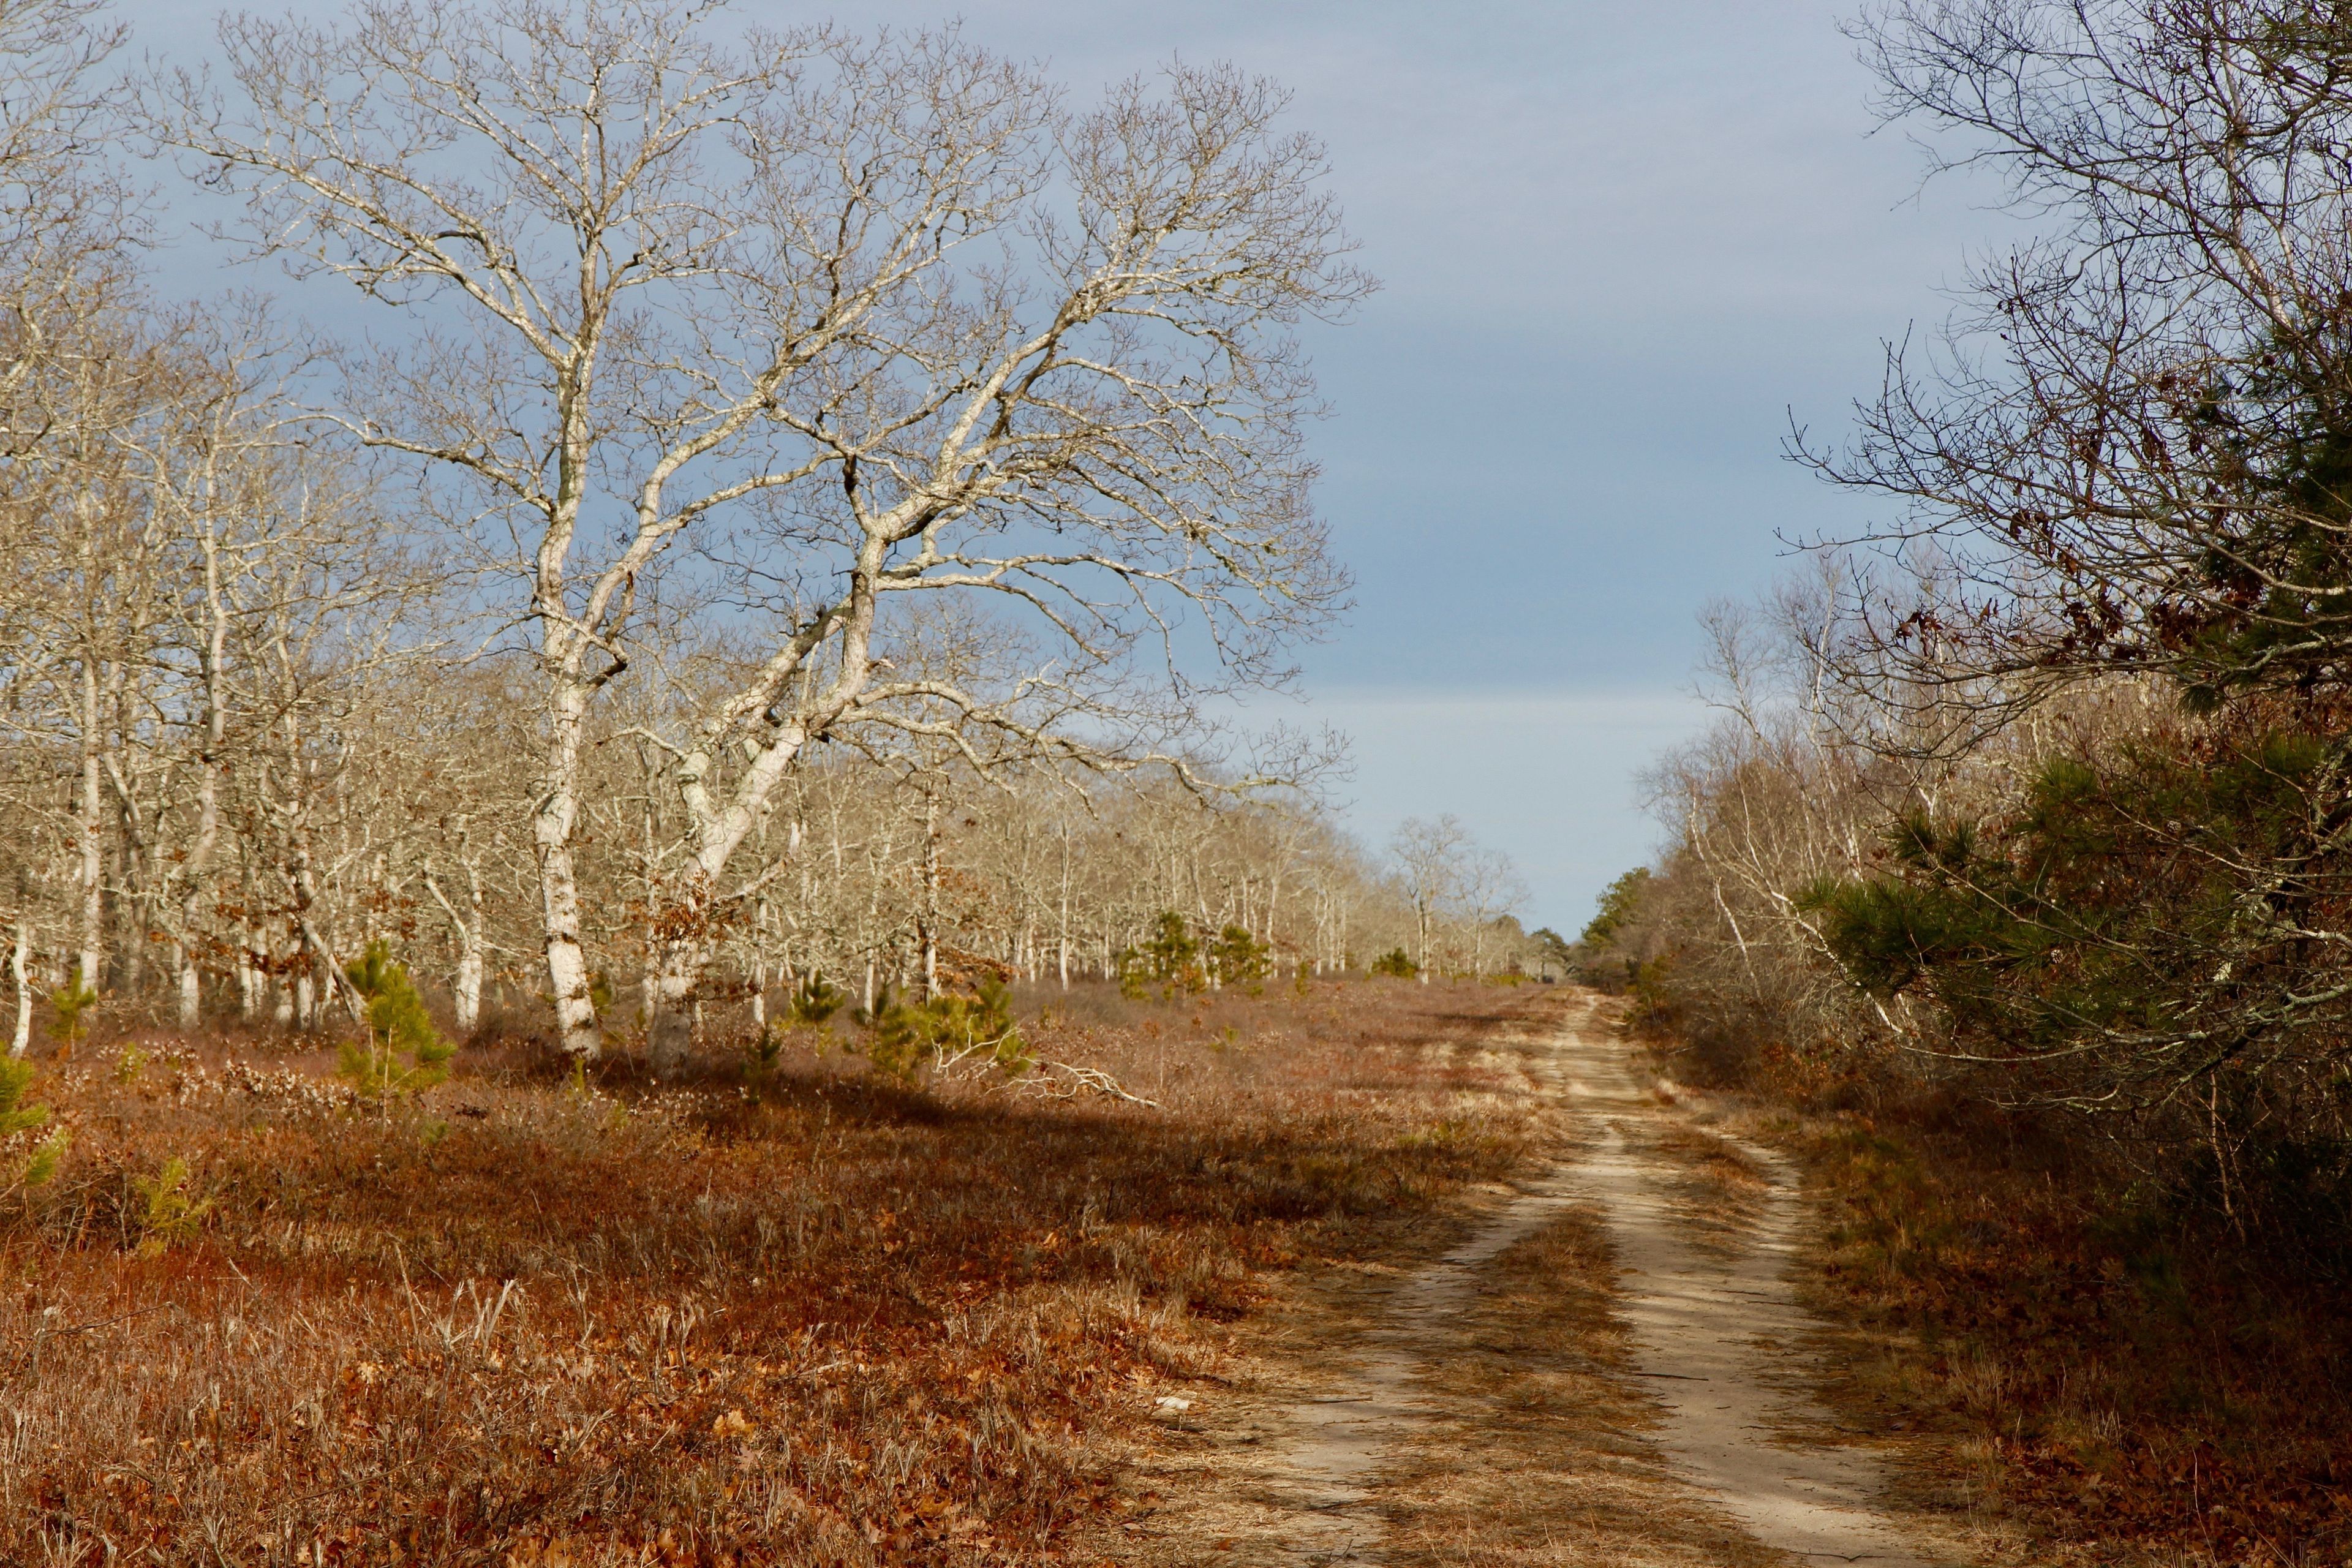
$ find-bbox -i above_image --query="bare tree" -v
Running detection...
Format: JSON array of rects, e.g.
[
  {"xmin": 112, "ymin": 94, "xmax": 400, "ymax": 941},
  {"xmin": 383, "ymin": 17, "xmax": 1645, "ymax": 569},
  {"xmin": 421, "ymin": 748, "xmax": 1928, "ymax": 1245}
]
[
  {"xmin": 0, "ymin": 0, "xmax": 135, "ymax": 433},
  {"xmin": 161, "ymin": 1, "xmax": 1366, "ymax": 1060},
  {"xmin": 1457, "ymin": 846, "xmax": 1528, "ymax": 978},
  {"xmin": 1806, "ymin": 2, "xmax": 2352, "ymax": 729},
  {"xmin": 1390, "ymin": 815, "xmax": 1468, "ymax": 982}
]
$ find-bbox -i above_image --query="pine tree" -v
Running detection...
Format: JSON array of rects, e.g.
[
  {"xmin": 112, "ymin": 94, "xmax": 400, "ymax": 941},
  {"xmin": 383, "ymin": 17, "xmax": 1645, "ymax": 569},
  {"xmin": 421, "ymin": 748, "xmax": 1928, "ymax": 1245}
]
[
  {"xmin": 48, "ymin": 965, "xmax": 96, "ymax": 1052},
  {"xmin": 1118, "ymin": 912, "xmax": 1205, "ymax": 998},
  {"xmin": 339, "ymin": 941, "xmax": 456, "ymax": 1099},
  {"xmin": 0, "ymin": 1055, "xmax": 64, "ymax": 1190},
  {"xmin": 855, "ymin": 979, "xmax": 1030, "ymax": 1084},
  {"xmin": 1209, "ymin": 925, "xmax": 1270, "ymax": 990}
]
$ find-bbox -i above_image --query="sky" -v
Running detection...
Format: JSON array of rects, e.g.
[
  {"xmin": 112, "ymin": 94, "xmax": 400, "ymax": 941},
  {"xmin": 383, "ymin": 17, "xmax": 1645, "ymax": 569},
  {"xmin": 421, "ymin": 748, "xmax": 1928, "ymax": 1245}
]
[{"xmin": 127, "ymin": 0, "xmax": 2003, "ymax": 934}]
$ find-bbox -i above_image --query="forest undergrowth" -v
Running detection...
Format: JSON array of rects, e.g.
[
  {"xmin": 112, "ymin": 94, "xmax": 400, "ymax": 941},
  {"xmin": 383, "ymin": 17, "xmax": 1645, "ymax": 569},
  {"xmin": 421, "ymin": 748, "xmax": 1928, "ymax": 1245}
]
[
  {"xmin": 1647, "ymin": 1025, "xmax": 2352, "ymax": 1568},
  {"xmin": 0, "ymin": 979, "xmax": 1556, "ymax": 1567}
]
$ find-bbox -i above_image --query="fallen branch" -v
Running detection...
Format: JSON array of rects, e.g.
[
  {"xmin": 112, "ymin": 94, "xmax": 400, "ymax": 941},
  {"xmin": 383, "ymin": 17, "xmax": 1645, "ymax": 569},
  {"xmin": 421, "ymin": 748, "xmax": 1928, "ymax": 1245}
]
[
  {"xmin": 926, "ymin": 1036, "xmax": 1163, "ymax": 1108},
  {"xmin": 1015, "ymin": 1058, "xmax": 1163, "ymax": 1109}
]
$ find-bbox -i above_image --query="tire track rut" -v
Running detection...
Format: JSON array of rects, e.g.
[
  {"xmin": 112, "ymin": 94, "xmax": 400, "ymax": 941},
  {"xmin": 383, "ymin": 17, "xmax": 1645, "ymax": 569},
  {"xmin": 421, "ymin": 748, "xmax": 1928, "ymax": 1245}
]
[{"xmin": 1246, "ymin": 1000, "xmax": 1932, "ymax": 1564}]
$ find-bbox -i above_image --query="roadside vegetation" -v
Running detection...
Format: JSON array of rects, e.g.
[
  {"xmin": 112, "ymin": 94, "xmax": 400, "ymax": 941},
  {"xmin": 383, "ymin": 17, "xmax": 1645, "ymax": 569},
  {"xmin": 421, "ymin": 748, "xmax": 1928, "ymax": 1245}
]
[{"xmin": 1579, "ymin": 4, "xmax": 2352, "ymax": 1561}]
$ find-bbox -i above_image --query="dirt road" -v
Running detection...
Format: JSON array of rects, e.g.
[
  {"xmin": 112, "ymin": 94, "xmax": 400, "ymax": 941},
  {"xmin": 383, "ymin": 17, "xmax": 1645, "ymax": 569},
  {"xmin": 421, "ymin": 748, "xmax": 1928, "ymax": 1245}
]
[
  {"xmin": 1557, "ymin": 1010, "xmax": 1930, "ymax": 1567},
  {"xmin": 1130, "ymin": 996, "xmax": 1936, "ymax": 1565}
]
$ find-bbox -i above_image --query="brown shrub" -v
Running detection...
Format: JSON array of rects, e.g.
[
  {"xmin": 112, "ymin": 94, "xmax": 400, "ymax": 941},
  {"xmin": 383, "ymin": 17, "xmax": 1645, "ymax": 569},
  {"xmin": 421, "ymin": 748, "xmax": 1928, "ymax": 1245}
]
[{"xmin": 1790, "ymin": 1099, "xmax": 2352, "ymax": 1565}]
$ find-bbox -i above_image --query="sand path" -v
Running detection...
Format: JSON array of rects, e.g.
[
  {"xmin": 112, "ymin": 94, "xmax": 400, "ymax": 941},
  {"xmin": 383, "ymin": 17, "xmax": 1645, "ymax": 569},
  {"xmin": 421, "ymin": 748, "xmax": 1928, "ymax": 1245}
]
[
  {"xmin": 1556, "ymin": 1016, "xmax": 1929, "ymax": 1566},
  {"xmin": 1252, "ymin": 1000, "xmax": 1931, "ymax": 1564}
]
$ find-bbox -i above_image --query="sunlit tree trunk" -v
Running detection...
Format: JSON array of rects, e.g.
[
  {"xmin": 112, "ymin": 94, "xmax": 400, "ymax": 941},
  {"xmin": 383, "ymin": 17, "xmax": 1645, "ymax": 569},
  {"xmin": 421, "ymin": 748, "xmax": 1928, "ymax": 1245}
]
[
  {"xmin": 178, "ymin": 524, "xmax": 230, "ymax": 1028},
  {"xmin": 535, "ymin": 676, "xmax": 601, "ymax": 1059},
  {"xmin": 9, "ymin": 920, "xmax": 31, "ymax": 1057},
  {"xmin": 75, "ymin": 657, "xmax": 102, "ymax": 993}
]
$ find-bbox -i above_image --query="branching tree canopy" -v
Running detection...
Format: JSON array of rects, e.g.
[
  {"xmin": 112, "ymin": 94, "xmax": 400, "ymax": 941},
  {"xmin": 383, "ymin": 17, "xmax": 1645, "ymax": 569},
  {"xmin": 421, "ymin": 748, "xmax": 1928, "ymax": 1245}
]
[
  {"xmin": 0, "ymin": 0, "xmax": 135, "ymax": 429},
  {"xmin": 1756, "ymin": 1, "xmax": 2352, "ymax": 1178},
  {"xmin": 155, "ymin": 0, "xmax": 1368, "ymax": 1058},
  {"xmin": 1806, "ymin": 1, "xmax": 2352, "ymax": 734}
]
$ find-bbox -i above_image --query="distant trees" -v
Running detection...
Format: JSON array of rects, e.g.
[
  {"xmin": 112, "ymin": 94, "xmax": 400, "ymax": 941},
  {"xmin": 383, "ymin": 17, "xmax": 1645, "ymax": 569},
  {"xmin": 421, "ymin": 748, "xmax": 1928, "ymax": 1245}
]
[
  {"xmin": 1390, "ymin": 815, "xmax": 1464, "ymax": 983},
  {"xmin": 1387, "ymin": 814, "xmax": 1531, "ymax": 982}
]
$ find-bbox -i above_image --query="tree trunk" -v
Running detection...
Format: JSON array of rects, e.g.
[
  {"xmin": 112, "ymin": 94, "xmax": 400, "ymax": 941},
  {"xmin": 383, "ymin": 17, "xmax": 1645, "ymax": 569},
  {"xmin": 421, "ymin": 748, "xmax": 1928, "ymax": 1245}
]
[
  {"xmin": 646, "ymin": 944, "xmax": 698, "ymax": 1076},
  {"xmin": 426, "ymin": 855, "xmax": 488, "ymax": 1038},
  {"xmin": 271, "ymin": 931, "xmax": 293, "ymax": 1026},
  {"xmin": 116, "ymin": 829, "xmax": 142, "ymax": 997},
  {"xmin": 10, "ymin": 921, "xmax": 31, "ymax": 1057},
  {"xmin": 535, "ymin": 678, "xmax": 602, "ymax": 1059},
  {"xmin": 236, "ymin": 916, "xmax": 258, "ymax": 1022},
  {"xmin": 454, "ymin": 943, "xmax": 483, "ymax": 1038},
  {"xmin": 919, "ymin": 794, "xmax": 940, "ymax": 1003},
  {"xmin": 426, "ymin": 862, "xmax": 488, "ymax": 1038},
  {"xmin": 77, "ymin": 659, "xmax": 102, "ymax": 994},
  {"xmin": 750, "ymin": 897, "xmax": 769, "ymax": 1033},
  {"xmin": 641, "ymin": 575, "xmax": 880, "ymax": 1041},
  {"xmin": 178, "ymin": 568, "xmax": 228, "ymax": 1030},
  {"xmin": 176, "ymin": 949, "xmax": 200, "ymax": 1030}
]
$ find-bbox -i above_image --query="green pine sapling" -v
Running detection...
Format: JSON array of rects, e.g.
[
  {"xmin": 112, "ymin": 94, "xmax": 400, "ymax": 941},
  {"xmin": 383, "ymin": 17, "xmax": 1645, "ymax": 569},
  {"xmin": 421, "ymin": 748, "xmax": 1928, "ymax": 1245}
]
[
  {"xmin": 1209, "ymin": 925, "xmax": 1270, "ymax": 993},
  {"xmin": 49, "ymin": 965, "xmax": 95, "ymax": 1052},
  {"xmin": 788, "ymin": 972, "xmax": 846, "ymax": 1027},
  {"xmin": 745, "ymin": 972, "xmax": 848, "ymax": 1080},
  {"xmin": 0, "ymin": 1055, "xmax": 65, "ymax": 1191},
  {"xmin": 132, "ymin": 1156, "xmax": 212, "ymax": 1256},
  {"xmin": 1117, "ymin": 912, "xmax": 1205, "ymax": 1000},
  {"xmin": 856, "ymin": 979, "xmax": 1031, "ymax": 1085},
  {"xmin": 339, "ymin": 941, "xmax": 456, "ymax": 1101}
]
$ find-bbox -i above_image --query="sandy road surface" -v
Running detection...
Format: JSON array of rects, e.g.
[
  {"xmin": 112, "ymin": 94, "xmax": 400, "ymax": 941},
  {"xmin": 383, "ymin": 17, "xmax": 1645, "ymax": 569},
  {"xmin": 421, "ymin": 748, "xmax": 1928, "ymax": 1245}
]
[
  {"xmin": 1556, "ymin": 1014, "xmax": 1930, "ymax": 1567},
  {"xmin": 1192, "ymin": 998, "xmax": 1934, "ymax": 1565}
]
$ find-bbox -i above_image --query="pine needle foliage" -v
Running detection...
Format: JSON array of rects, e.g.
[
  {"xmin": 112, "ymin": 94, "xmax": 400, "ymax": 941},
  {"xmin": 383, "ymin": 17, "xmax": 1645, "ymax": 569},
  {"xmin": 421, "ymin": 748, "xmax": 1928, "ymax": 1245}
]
[
  {"xmin": 743, "ymin": 1025, "xmax": 785, "ymax": 1081},
  {"xmin": 1370, "ymin": 948, "xmax": 1418, "ymax": 979},
  {"xmin": 786, "ymin": 973, "xmax": 845, "ymax": 1027},
  {"xmin": 1117, "ymin": 912, "xmax": 1205, "ymax": 998},
  {"xmin": 1580, "ymin": 868, "xmax": 1653, "ymax": 949},
  {"xmin": 132, "ymin": 1157, "xmax": 211, "ymax": 1257},
  {"xmin": 744, "ymin": 974, "xmax": 849, "ymax": 1082},
  {"xmin": 0, "ymin": 1057, "xmax": 48, "ymax": 1141},
  {"xmin": 857, "ymin": 980, "xmax": 1031, "ymax": 1084},
  {"xmin": 0, "ymin": 1055, "xmax": 63, "ymax": 1191},
  {"xmin": 1800, "ymin": 728, "xmax": 2352, "ymax": 1205},
  {"xmin": 339, "ymin": 941, "xmax": 455, "ymax": 1100},
  {"xmin": 1208, "ymin": 924, "xmax": 1270, "ymax": 991},
  {"xmin": 49, "ymin": 966, "xmax": 94, "ymax": 1049}
]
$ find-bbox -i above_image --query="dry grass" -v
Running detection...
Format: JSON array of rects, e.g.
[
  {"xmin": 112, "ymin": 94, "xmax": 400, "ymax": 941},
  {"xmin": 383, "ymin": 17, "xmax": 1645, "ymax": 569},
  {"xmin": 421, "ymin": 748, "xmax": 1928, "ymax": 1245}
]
[
  {"xmin": 1812, "ymin": 1126, "xmax": 2352, "ymax": 1565},
  {"xmin": 1032, "ymin": 1000, "xmax": 1589, "ymax": 1565},
  {"xmin": 0, "ymin": 978, "xmax": 1558, "ymax": 1567},
  {"xmin": 1373, "ymin": 1208, "xmax": 1787, "ymax": 1568},
  {"xmin": 1645, "ymin": 1120, "xmax": 1772, "ymax": 1256},
  {"xmin": 1085, "ymin": 1001, "xmax": 1793, "ymax": 1568}
]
